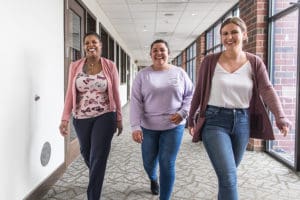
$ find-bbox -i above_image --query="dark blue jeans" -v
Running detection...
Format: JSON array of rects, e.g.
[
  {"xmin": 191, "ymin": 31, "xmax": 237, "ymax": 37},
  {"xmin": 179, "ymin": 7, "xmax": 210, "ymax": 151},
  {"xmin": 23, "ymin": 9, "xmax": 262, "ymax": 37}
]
[
  {"xmin": 141, "ymin": 125, "xmax": 184, "ymax": 200},
  {"xmin": 202, "ymin": 105, "xmax": 250, "ymax": 200},
  {"xmin": 73, "ymin": 112, "xmax": 117, "ymax": 200}
]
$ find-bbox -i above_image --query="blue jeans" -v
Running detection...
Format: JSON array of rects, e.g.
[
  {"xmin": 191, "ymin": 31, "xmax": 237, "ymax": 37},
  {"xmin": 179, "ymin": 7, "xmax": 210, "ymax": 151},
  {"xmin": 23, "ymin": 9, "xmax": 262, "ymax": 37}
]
[
  {"xmin": 73, "ymin": 112, "xmax": 117, "ymax": 200},
  {"xmin": 141, "ymin": 125, "xmax": 184, "ymax": 200},
  {"xmin": 202, "ymin": 105, "xmax": 250, "ymax": 200}
]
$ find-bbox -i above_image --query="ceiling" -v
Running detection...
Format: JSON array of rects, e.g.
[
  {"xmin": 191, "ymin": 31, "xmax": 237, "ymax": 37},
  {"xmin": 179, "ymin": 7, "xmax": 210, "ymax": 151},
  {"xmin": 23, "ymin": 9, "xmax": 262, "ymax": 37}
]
[{"xmin": 96, "ymin": 0, "xmax": 238, "ymax": 66}]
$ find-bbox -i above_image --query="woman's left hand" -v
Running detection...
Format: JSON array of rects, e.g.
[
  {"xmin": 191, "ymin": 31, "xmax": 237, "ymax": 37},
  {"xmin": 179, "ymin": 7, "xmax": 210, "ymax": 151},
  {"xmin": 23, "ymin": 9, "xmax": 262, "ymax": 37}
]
[
  {"xmin": 276, "ymin": 117, "xmax": 291, "ymax": 137},
  {"xmin": 280, "ymin": 125, "xmax": 289, "ymax": 137},
  {"xmin": 116, "ymin": 121, "xmax": 123, "ymax": 136},
  {"xmin": 170, "ymin": 113, "xmax": 183, "ymax": 125}
]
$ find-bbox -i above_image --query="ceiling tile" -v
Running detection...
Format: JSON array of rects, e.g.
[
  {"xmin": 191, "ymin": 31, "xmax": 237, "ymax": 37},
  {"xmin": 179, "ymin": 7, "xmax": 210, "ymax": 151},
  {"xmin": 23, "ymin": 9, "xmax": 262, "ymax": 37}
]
[{"xmin": 95, "ymin": 0, "xmax": 238, "ymax": 65}]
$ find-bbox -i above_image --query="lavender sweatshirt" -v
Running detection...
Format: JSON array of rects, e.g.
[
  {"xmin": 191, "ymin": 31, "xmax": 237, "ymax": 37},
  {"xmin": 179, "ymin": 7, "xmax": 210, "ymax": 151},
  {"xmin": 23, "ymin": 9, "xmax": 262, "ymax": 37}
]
[{"xmin": 130, "ymin": 65, "xmax": 194, "ymax": 131}]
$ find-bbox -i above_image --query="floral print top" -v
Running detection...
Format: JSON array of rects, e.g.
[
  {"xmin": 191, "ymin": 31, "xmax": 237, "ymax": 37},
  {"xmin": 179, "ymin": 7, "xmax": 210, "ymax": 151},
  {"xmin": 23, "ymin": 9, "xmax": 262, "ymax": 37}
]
[{"xmin": 75, "ymin": 71, "xmax": 110, "ymax": 119}]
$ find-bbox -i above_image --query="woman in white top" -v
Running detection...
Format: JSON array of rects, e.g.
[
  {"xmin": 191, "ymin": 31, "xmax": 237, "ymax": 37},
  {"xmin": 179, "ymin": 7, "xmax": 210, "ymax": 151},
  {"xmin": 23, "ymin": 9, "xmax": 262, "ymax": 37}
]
[{"xmin": 188, "ymin": 17, "xmax": 290, "ymax": 200}]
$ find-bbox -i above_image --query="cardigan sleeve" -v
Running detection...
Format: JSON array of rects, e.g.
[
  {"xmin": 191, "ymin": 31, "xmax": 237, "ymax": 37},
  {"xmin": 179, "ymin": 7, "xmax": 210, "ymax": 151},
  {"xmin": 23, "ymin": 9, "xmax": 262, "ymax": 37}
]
[
  {"xmin": 188, "ymin": 56, "xmax": 209, "ymax": 127},
  {"xmin": 254, "ymin": 56, "xmax": 291, "ymax": 128},
  {"xmin": 111, "ymin": 62, "xmax": 122, "ymax": 122},
  {"xmin": 61, "ymin": 62, "xmax": 75, "ymax": 121}
]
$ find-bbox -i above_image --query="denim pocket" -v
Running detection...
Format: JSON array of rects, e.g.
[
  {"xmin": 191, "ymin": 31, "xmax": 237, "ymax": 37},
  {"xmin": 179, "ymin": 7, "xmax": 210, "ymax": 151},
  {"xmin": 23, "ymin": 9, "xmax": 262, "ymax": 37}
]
[
  {"xmin": 205, "ymin": 109, "xmax": 219, "ymax": 119},
  {"xmin": 238, "ymin": 110, "xmax": 249, "ymax": 123}
]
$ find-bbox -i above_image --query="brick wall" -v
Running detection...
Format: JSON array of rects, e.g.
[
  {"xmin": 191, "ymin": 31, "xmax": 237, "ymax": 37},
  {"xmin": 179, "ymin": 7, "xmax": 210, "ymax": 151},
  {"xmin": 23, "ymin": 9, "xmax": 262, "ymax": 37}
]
[
  {"xmin": 240, "ymin": 0, "xmax": 268, "ymax": 63},
  {"xmin": 195, "ymin": 33, "xmax": 206, "ymax": 77}
]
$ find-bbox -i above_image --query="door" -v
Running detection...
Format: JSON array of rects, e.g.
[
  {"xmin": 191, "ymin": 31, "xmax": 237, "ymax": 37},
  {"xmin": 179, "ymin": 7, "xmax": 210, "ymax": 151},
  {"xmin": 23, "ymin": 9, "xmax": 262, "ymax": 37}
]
[{"xmin": 64, "ymin": 0, "xmax": 84, "ymax": 165}]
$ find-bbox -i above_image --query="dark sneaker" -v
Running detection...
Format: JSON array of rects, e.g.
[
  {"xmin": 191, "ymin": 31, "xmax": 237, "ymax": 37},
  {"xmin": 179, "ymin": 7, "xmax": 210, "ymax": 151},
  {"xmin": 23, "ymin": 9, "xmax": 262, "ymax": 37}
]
[{"xmin": 150, "ymin": 180, "xmax": 159, "ymax": 195}]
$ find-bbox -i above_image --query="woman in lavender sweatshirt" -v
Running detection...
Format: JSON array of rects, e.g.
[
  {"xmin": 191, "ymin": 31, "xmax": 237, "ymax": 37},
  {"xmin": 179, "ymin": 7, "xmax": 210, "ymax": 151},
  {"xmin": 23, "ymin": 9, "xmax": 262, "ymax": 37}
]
[{"xmin": 130, "ymin": 39, "xmax": 194, "ymax": 200}]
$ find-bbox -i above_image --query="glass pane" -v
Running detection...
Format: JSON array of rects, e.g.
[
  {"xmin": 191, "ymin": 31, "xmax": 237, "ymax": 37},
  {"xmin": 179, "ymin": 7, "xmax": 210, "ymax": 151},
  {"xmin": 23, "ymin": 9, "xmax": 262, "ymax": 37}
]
[
  {"xmin": 69, "ymin": 10, "xmax": 81, "ymax": 62},
  {"xmin": 178, "ymin": 55, "xmax": 182, "ymax": 67},
  {"xmin": 214, "ymin": 46, "xmax": 221, "ymax": 53},
  {"xmin": 193, "ymin": 43, "xmax": 196, "ymax": 58},
  {"xmin": 192, "ymin": 59, "xmax": 196, "ymax": 83},
  {"xmin": 109, "ymin": 37, "xmax": 114, "ymax": 61},
  {"xmin": 214, "ymin": 23, "xmax": 221, "ymax": 46},
  {"xmin": 206, "ymin": 30, "xmax": 213, "ymax": 50},
  {"xmin": 87, "ymin": 12, "xmax": 96, "ymax": 32},
  {"xmin": 272, "ymin": 0, "xmax": 298, "ymax": 15},
  {"xmin": 233, "ymin": 7, "xmax": 240, "ymax": 17},
  {"xmin": 100, "ymin": 28, "xmax": 109, "ymax": 59},
  {"xmin": 68, "ymin": 10, "xmax": 82, "ymax": 141},
  {"xmin": 269, "ymin": 10, "xmax": 298, "ymax": 165}
]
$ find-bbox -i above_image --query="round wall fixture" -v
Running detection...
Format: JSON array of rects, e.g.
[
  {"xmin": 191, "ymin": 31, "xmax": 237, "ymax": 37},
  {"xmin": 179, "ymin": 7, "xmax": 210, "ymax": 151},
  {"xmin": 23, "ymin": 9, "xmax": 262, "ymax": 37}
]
[{"xmin": 40, "ymin": 142, "xmax": 51, "ymax": 166}]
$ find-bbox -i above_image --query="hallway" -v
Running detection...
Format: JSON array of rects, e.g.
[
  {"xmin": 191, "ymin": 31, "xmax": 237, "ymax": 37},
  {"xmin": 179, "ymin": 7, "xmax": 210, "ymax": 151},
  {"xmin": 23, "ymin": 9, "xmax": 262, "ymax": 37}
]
[{"xmin": 41, "ymin": 104, "xmax": 300, "ymax": 200}]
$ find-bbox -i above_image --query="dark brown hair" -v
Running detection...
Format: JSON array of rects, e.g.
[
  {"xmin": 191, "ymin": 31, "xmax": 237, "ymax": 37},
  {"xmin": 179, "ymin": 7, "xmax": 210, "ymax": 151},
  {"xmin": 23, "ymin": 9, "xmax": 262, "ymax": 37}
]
[
  {"xmin": 150, "ymin": 39, "xmax": 170, "ymax": 54},
  {"xmin": 83, "ymin": 32, "xmax": 102, "ymax": 42}
]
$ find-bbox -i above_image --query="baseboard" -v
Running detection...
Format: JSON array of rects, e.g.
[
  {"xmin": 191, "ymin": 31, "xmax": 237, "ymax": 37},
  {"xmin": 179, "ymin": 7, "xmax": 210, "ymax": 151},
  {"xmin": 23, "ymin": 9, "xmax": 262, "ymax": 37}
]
[{"xmin": 23, "ymin": 163, "xmax": 66, "ymax": 200}]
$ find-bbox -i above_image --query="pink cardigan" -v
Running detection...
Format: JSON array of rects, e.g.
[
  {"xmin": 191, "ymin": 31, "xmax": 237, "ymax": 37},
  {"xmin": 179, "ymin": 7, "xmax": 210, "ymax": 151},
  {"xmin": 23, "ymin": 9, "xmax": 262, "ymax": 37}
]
[{"xmin": 61, "ymin": 57, "xmax": 122, "ymax": 122}]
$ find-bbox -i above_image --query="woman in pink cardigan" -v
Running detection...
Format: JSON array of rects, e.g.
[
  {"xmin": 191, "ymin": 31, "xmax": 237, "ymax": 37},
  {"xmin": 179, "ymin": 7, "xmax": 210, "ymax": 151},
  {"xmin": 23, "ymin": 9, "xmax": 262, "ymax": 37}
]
[
  {"xmin": 188, "ymin": 17, "xmax": 290, "ymax": 200},
  {"xmin": 59, "ymin": 32, "xmax": 123, "ymax": 200}
]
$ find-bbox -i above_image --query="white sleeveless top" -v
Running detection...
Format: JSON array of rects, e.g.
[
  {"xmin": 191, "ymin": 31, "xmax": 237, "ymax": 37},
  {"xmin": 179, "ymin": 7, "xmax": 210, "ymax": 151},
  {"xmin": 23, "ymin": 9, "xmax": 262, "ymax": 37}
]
[{"xmin": 208, "ymin": 61, "xmax": 253, "ymax": 109}]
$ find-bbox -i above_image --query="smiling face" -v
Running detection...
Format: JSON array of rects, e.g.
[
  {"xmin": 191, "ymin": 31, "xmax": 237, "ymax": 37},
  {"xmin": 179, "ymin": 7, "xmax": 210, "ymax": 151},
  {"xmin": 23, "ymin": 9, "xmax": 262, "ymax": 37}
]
[
  {"xmin": 84, "ymin": 34, "xmax": 102, "ymax": 58},
  {"xmin": 150, "ymin": 42, "xmax": 169, "ymax": 67},
  {"xmin": 220, "ymin": 17, "xmax": 248, "ymax": 52},
  {"xmin": 220, "ymin": 23, "xmax": 247, "ymax": 51}
]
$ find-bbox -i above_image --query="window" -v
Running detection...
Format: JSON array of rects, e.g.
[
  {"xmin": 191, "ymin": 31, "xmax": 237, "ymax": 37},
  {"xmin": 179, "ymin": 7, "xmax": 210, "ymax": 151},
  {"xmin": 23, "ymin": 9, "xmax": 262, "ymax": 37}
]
[
  {"xmin": 186, "ymin": 42, "xmax": 196, "ymax": 83},
  {"xmin": 99, "ymin": 26, "xmax": 108, "ymax": 58},
  {"xmin": 116, "ymin": 43, "xmax": 120, "ymax": 71},
  {"xmin": 205, "ymin": 5, "xmax": 239, "ymax": 54},
  {"xmin": 172, "ymin": 54, "xmax": 182, "ymax": 67},
  {"xmin": 271, "ymin": 0, "xmax": 298, "ymax": 15},
  {"xmin": 120, "ymin": 48, "xmax": 127, "ymax": 84},
  {"xmin": 266, "ymin": 0, "xmax": 300, "ymax": 171},
  {"xmin": 99, "ymin": 24, "xmax": 115, "ymax": 61},
  {"xmin": 109, "ymin": 36, "xmax": 114, "ymax": 61},
  {"xmin": 86, "ymin": 12, "xmax": 96, "ymax": 32}
]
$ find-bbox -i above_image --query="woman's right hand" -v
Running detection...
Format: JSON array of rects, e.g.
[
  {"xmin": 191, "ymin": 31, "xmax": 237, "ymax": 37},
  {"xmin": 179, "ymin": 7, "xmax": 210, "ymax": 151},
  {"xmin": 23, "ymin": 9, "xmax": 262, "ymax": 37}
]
[
  {"xmin": 59, "ymin": 120, "xmax": 69, "ymax": 136},
  {"xmin": 132, "ymin": 130, "xmax": 143, "ymax": 143},
  {"xmin": 188, "ymin": 126, "xmax": 194, "ymax": 136}
]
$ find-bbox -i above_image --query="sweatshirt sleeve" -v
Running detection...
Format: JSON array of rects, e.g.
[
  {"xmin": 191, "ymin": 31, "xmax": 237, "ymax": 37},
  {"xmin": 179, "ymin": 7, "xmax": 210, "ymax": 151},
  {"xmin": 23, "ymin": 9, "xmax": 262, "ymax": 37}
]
[
  {"xmin": 177, "ymin": 69, "xmax": 194, "ymax": 119},
  {"xmin": 130, "ymin": 72, "xmax": 143, "ymax": 131}
]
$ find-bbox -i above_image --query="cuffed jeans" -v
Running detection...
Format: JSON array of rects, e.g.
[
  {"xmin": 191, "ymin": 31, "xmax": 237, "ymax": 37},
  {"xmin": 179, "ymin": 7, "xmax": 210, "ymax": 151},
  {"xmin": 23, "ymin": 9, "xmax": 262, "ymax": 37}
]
[
  {"xmin": 73, "ymin": 112, "xmax": 117, "ymax": 200},
  {"xmin": 141, "ymin": 125, "xmax": 184, "ymax": 200},
  {"xmin": 202, "ymin": 105, "xmax": 250, "ymax": 200}
]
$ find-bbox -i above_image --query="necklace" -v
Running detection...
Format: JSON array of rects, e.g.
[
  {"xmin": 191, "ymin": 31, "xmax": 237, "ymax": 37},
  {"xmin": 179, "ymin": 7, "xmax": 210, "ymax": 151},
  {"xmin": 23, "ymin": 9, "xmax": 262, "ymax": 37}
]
[{"xmin": 85, "ymin": 60, "xmax": 100, "ymax": 74}]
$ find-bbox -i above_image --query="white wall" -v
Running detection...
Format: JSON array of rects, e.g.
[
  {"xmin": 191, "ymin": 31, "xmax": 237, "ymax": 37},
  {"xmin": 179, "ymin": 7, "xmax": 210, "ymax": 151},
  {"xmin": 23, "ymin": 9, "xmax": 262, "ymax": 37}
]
[
  {"xmin": 0, "ymin": 0, "xmax": 136, "ymax": 199},
  {"xmin": 0, "ymin": 0, "xmax": 64, "ymax": 199}
]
